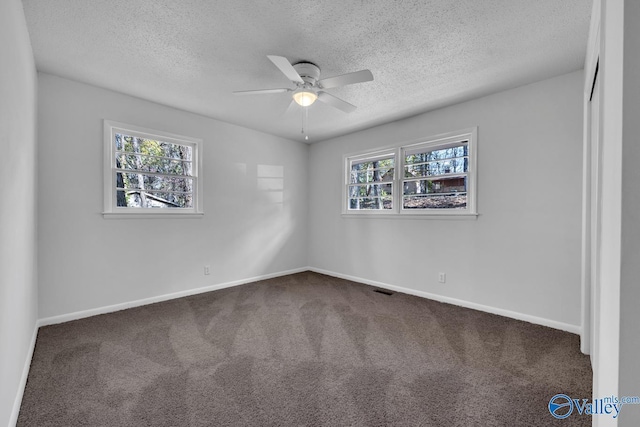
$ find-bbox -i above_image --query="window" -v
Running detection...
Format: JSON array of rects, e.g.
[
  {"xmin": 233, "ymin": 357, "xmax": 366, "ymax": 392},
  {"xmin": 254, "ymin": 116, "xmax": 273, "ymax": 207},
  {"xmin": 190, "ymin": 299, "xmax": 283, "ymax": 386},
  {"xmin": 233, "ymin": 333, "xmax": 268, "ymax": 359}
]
[
  {"xmin": 347, "ymin": 151, "xmax": 395, "ymax": 211},
  {"xmin": 103, "ymin": 120, "xmax": 203, "ymax": 217},
  {"xmin": 343, "ymin": 128, "xmax": 477, "ymax": 216}
]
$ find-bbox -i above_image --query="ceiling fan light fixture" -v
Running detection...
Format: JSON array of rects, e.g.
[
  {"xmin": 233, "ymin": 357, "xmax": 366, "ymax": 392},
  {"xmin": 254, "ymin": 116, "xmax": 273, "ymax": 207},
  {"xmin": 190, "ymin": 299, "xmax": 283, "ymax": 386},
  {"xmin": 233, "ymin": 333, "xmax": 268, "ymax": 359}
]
[{"xmin": 293, "ymin": 89, "xmax": 318, "ymax": 107}]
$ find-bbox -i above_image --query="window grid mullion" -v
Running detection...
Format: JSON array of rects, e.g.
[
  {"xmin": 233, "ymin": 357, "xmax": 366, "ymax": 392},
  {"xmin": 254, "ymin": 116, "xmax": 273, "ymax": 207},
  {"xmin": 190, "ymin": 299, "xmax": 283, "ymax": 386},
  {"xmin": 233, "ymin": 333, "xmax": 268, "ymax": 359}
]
[
  {"xmin": 405, "ymin": 155, "xmax": 468, "ymax": 168},
  {"xmin": 403, "ymin": 192, "xmax": 467, "ymax": 198},
  {"xmin": 114, "ymin": 168, "xmax": 194, "ymax": 179},
  {"xmin": 401, "ymin": 173, "xmax": 467, "ymax": 183},
  {"xmin": 115, "ymin": 150, "xmax": 194, "ymax": 164},
  {"xmin": 117, "ymin": 188, "xmax": 193, "ymax": 195}
]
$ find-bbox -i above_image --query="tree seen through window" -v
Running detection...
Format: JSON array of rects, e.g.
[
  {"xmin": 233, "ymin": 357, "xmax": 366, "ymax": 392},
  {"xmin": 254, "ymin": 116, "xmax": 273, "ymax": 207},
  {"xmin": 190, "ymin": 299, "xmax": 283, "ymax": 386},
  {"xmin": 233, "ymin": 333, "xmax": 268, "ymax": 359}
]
[{"xmin": 115, "ymin": 133, "xmax": 193, "ymax": 208}]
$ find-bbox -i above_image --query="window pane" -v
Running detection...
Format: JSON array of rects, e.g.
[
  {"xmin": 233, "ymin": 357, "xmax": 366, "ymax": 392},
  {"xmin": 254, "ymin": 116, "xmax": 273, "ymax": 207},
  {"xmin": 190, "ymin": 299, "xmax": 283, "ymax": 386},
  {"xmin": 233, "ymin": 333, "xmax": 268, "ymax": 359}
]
[
  {"xmin": 403, "ymin": 176, "xmax": 466, "ymax": 195},
  {"xmin": 349, "ymin": 197, "xmax": 393, "ymax": 210},
  {"xmin": 116, "ymin": 153, "xmax": 192, "ymax": 176},
  {"xmin": 405, "ymin": 144, "xmax": 467, "ymax": 164},
  {"xmin": 349, "ymin": 183, "xmax": 393, "ymax": 198},
  {"xmin": 350, "ymin": 168, "xmax": 394, "ymax": 184},
  {"xmin": 405, "ymin": 157, "xmax": 467, "ymax": 178},
  {"xmin": 402, "ymin": 141, "xmax": 469, "ymax": 211},
  {"xmin": 116, "ymin": 134, "xmax": 192, "ymax": 161},
  {"xmin": 403, "ymin": 193, "xmax": 467, "ymax": 209},
  {"xmin": 145, "ymin": 191, "xmax": 193, "ymax": 208},
  {"xmin": 351, "ymin": 157, "xmax": 394, "ymax": 170},
  {"xmin": 118, "ymin": 190, "xmax": 193, "ymax": 208},
  {"xmin": 116, "ymin": 190, "xmax": 127, "ymax": 207},
  {"xmin": 350, "ymin": 157, "xmax": 394, "ymax": 184},
  {"xmin": 118, "ymin": 173, "xmax": 193, "ymax": 193}
]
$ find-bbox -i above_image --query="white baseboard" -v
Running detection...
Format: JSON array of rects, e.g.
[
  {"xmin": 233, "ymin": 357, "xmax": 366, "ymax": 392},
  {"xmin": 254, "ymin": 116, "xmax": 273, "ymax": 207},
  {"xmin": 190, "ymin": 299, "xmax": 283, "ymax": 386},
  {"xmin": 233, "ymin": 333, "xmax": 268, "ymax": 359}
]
[
  {"xmin": 9, "ymin": 321, "xmax": 39, "ymax": 427},
  {"xmin": 38, "ymin": 267, "xmax": 309, "ymax": 327},
  {"xmin": 37, "ymin": 265, "xmax": 581, "ymax": 333},
  {"xmin": 309, "ymin": 267, "xmax": 582, "ymax": 335}
]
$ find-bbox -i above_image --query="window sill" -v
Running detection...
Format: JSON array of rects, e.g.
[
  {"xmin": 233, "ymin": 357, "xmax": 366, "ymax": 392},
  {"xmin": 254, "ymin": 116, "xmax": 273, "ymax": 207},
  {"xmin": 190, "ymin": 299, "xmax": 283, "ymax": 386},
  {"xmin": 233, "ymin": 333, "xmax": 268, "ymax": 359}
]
[
  {"xmin": 103, "ymin": 212, "xmax": 204, "ymax": 219},
  {"xmin": 341, "ymin": 212, "xmax": 479, "ymax": 220}
]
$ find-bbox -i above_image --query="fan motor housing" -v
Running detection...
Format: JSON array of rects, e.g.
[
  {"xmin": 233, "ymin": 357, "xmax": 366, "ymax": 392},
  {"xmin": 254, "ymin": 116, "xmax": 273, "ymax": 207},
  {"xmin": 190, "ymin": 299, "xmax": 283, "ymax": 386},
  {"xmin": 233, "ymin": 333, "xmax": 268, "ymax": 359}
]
[{"xmin": 293, "ymin": 62, "xmax": 320, "ymax": 85}]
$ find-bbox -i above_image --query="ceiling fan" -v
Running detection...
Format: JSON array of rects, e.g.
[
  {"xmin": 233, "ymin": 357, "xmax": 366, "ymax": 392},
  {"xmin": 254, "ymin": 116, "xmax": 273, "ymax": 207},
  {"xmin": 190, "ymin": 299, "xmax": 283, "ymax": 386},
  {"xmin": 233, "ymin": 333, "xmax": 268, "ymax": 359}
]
[{"xmin": 233, "ymin": 55, "xmax": 373, "ymax": 113}]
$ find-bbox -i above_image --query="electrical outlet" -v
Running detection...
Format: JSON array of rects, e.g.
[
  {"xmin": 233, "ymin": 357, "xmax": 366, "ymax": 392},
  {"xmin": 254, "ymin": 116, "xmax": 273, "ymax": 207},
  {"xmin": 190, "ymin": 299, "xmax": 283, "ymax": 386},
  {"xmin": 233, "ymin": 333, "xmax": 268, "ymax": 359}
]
[
  {"xmin": 438, "ymin": 272, "xmax": 446, "ymax": 283},
  {"xmin": 204, "ymin": 265, "xmax": 211, "ymax": 275}
]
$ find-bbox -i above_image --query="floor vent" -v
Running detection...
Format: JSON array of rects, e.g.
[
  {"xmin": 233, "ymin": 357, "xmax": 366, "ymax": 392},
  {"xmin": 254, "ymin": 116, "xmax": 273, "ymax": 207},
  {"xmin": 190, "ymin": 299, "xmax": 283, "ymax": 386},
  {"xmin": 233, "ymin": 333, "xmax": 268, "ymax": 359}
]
[{"xmin": 374, "ymin": 289, "xmax": 393, "ymax": 296}]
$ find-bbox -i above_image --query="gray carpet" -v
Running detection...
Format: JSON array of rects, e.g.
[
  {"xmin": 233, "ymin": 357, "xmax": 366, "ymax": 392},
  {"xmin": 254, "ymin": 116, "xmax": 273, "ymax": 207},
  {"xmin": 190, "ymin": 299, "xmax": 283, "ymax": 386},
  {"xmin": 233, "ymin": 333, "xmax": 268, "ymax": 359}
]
[{"xmin": 18, "ymin": 272, "xmax": 592, "ymax": 426}]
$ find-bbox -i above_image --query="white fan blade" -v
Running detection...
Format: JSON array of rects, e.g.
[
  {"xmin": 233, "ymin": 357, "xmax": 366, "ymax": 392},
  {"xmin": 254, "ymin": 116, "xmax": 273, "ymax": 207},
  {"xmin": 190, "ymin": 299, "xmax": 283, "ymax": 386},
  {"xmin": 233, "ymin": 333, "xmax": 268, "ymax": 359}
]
[
  {"xmin": 267, "ymin": 55, "xmax": 304, "ymax": 84},
  {"xmin": 283, "ymin": 99, "xmax": 298, "ymax": 116},
  {"xmin": 318, "ymin": 69, "xmax": 373, "ymax": 89},
  {"xmin": 317, "ymin": 92, "xmax": 357, "ymax": 113},
  {"xmin": 233, "ymin": 88, "xmax": 291, "ymax": 95}
]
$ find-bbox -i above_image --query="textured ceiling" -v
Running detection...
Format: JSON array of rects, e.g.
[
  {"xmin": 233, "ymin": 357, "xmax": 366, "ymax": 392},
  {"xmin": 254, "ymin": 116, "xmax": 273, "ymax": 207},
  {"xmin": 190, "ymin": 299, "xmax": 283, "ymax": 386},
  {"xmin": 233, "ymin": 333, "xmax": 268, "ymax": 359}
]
[{"xmin": 22, "ymin": 0, "xmax": 592, "ymax": 143}]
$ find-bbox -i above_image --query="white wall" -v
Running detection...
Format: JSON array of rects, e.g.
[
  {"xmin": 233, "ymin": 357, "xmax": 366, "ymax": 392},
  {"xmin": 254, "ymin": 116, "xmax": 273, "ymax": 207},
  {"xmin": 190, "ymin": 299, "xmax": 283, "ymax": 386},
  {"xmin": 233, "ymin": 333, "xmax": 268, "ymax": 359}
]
[
  {"xmin": 309, "ymin": 71, "xmax": 584, "ymax": 330},
  {"xmin": 0, "ymin": 0, "xmax": 39, "ymax": 426},
  {"xmin": 37, "ymin": 74, "xmax": 309, "ymax": 319}
]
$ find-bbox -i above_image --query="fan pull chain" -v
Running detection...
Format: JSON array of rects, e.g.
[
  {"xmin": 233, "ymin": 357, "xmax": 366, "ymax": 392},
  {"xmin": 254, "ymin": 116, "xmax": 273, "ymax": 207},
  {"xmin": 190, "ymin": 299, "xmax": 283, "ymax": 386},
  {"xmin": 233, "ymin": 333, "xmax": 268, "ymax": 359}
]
[{"xmin": 301, "ymin": 106, "xmax": 309, "ymax": 141}]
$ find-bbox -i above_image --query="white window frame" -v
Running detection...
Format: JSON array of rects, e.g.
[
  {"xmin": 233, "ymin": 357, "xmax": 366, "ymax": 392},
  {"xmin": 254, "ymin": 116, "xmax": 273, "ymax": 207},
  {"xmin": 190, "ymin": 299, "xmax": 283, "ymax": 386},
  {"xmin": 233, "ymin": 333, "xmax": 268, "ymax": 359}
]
[
  {"xmin": 342, "ymin": 128, "xmax": 478, "ymax": 218},
  {"xmin": 343, "ymin": 149, "xmax": 397, "ymax": 215},
  {"xmin": 103, "ymin": 120, "xmax": 204, "ymax": 218}
]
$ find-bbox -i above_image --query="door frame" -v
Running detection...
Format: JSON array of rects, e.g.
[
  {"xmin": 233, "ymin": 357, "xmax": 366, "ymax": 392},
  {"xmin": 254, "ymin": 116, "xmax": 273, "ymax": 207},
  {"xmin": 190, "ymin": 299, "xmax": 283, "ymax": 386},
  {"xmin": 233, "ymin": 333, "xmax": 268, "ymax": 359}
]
[{"xmin": 580, "ymin": 0, "xmax": 601, "ymax": 357}]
